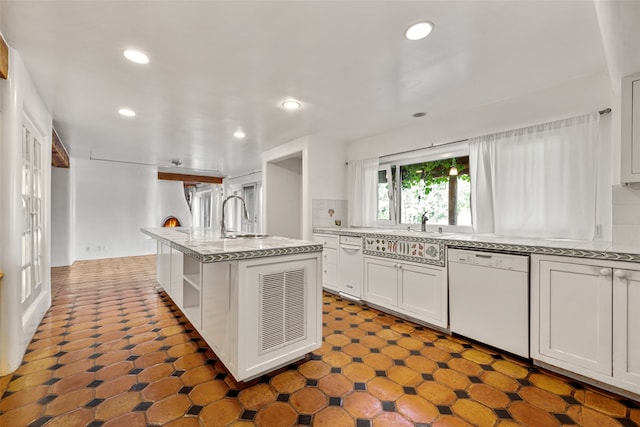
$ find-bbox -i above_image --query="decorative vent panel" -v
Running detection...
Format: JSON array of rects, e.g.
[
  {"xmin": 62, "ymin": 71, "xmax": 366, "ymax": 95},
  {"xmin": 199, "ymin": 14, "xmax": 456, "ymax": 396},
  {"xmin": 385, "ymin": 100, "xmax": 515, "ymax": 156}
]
[{"xmin": 260, "ymin": 268, "xmax": 306, "ymax": 353}]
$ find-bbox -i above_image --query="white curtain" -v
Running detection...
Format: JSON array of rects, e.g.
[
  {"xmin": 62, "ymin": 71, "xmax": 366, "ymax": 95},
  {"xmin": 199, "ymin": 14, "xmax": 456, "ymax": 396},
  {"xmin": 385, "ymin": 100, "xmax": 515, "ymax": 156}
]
[
  {"xmin": 470, "ymin": 112, "xmax": 600, "ymax": 240},
  {"xmin": 348, "ymin": 158, "xmax": 379, "ymax": 227}
]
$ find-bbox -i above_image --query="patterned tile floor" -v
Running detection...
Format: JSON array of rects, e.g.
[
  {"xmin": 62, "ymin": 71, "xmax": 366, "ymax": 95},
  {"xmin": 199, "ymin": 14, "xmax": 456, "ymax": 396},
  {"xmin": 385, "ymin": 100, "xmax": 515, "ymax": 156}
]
[{"xmin": 0, "ymin": 255, "xmax": 639, "ymax": 427}]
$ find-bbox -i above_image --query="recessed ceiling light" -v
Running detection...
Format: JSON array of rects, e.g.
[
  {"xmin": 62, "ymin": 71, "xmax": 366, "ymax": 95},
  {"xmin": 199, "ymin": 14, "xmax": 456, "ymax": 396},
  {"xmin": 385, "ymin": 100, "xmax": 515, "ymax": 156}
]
[
  {"xmin": 405, "ymin": 21, "xmax": 434, "ymax": 41},
  {"xmin": 233, "ymin": 130, "xmax": 246, "ymax": 139},
  {"xmin": 123, "ymin": 49, "xmax": 149, "ymax": 64},
  {"xmin": 118, "ymin": 108, "xmax": 136, "ymax": 117},
  {"xmin": 282, "ymin": 100, "xmax": 301, "ymax": 110}
]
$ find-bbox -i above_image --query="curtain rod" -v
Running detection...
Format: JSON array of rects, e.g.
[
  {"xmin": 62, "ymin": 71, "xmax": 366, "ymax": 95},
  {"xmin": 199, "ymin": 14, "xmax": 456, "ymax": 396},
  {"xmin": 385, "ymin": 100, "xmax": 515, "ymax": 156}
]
[
  {"xmin": 90, "ymin": 152, "xmax": 157, "ymax": 167},
  {"xmin": 375, "ymin": 107, "xmax": 612, "ymax": 161}
]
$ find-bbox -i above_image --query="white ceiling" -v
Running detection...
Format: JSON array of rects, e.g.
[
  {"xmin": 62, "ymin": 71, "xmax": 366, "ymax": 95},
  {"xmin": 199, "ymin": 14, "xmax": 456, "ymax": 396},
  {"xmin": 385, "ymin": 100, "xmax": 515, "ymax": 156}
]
[{"xmin": 0, "ymin": 1, "xmax": 610, "ymax": 177}]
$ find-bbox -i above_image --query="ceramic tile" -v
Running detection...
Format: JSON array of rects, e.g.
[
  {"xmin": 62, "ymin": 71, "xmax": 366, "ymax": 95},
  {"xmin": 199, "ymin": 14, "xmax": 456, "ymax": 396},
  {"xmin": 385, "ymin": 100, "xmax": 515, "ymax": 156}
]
[{"xmin": 0, "ymin": 255, "xmax": 638, "ymax": 427}]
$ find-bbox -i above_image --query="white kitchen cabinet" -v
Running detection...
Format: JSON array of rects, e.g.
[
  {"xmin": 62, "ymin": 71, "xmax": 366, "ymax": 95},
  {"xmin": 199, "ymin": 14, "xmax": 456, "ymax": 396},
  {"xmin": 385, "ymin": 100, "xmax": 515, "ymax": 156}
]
[
  {"xmin": 170, "ymin": 248, "xmax": 184, "ymax": 308},
  {"xmin": 613, "ymin": 268, "xmax": 640, "ymax": 390},
  {"xmin": 364, "ymin": 257, "xmax": 398, "ymax": 306},
  {"xmin": 621, "ymin": 71, "xmax": 640, "ymax": 183},
  {"xmin": 533, "ymin": 258, "xmax": 612, "ymax": 375},
  {"xmin": 201, "ymin": 253, "xmax": 322, "ymax": 381},
  {"xmin": 531, "ymin": 254, "xmax": 640, "ymax": 395},
  {"xmin": 158, "ymin": 249, "xmax": 322, "ymax": 382},
  {"xmin": 156, "ymin": 243, "xmax": 184, "ymax": 308},
  {"xmin": 157, "ymin": 242, "xmax": 171, "ymax": 289},
  {"xmin": 201, "ymin": 262, "xmax": 235, "ymax": 367},
  {"xmin": 398, "ymin": 261, "xmax": 446, "ymax": 328},
  {"xmin": 364, "ymin": 256, "xmax": 447, "ymax": 328},
  {"xmin": 313, "ymin": 234, "xmax": 339, "ymax": 292}
]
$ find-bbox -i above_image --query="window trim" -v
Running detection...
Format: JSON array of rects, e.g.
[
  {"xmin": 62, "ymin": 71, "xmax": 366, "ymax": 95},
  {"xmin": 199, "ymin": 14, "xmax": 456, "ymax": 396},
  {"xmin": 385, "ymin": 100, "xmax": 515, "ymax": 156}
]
[{"xmin": 377, "ymin": 142, "xmax": 472, "ymax": 232}]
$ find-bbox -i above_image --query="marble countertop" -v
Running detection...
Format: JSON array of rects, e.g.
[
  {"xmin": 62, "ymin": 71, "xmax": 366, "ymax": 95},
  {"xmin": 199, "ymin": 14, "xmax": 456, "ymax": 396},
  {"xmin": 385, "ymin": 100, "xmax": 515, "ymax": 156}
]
[
  {"xmin": 313, "ymin": 227, "xmax": 640, "ymax": 262},
  {"xmin": 142, "ymin": 227, "xmax": 322, "ymax": 263}
]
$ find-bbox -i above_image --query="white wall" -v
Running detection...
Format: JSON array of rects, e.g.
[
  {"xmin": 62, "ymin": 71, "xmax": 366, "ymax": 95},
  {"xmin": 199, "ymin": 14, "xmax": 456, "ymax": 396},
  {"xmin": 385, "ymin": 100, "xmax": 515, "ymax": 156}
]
[
  {"xmin": 265, "ymin": 156, "xmax": 302, "ymax": 239},
  {"xmin": 263, "ymin": 134, "xmax": 348, "ymax": 240},
  {"xmin": 73, "ymin": 158, "xmax": 158, "ymax": 260},
  {"xmin": 348, "ymin": 73, "xmax": 611, "ymax": 161},
  {"xmin": 51, "ymin": 166, "xmax": 72, "ymax": 266},
  {"xmin": 347, "ymin": 72, "xmax": 614, "ymax": 240}
]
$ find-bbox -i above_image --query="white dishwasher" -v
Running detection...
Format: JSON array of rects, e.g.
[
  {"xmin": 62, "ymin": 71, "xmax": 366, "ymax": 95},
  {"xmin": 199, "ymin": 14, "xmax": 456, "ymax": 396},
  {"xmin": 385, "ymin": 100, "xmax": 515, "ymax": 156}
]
[
  {"xmin": 448, "ymin": 248, "xmax": 530, "ymax": 358},
  {"xmin": 337, "ymin": 235, "xmax": 363, "ymax": 301}
]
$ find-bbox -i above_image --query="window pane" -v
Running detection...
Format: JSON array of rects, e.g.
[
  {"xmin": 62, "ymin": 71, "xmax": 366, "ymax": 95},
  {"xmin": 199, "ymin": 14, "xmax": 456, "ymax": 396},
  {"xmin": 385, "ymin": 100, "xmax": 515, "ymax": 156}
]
[
  {"xmin": 377, "ymin": 169, "xmax": 391, "ymax": 221},
  {"xmin": 399, "ymin": 156, "xmax": 471, "ymax": 226}
]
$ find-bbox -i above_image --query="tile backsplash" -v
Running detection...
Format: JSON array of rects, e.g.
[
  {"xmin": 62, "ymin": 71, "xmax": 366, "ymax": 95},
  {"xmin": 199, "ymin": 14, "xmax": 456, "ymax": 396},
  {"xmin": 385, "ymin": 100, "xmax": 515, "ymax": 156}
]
[
  {"xmin": 312, "ymin": 199, "xmax": 348, "ymax": 228},
  {"xmin": 613, "ymin": 185, "xmax": 640, "ymax": 245}
]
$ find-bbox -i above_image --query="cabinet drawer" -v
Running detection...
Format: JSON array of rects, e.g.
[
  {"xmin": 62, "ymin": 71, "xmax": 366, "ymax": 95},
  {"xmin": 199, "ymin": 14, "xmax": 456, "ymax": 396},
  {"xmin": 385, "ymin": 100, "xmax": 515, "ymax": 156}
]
[
  {"xmin": 314, "ymin": 234, "xmax": 339, "ymax": 249},
  {"xmin": 340, "ymin": 235, "xmax": 362, "ymax": 246},
  {"xmin": 322, "ymin": 247, "xmax": 337, "ymax": 265}
]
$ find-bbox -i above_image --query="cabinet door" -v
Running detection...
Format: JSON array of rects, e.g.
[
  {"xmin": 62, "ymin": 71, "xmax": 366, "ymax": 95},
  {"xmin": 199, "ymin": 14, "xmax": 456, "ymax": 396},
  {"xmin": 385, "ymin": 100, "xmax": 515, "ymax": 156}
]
[
  {"xmin": 322, "ymin": 247, "xmax": 339, "ymax": 291},
  {"xmin": 613, "ymin": 268, "xmax": 640, "ymax": 390},
  {"xmin": 201, "ymin": 262, "xmax": 234, "ymax": 366},
  {"xmin": 363, "ymin": 257, "xmax": 398, "ymax": 307},
  {"xmin": 169, "ymin": 248, "xmax": 184, "ymax": 307},
  {"xmin": 239, "ymin": 255, "xmax": 321, "ymax": 381},
  {"xmin": 621, "ymin": 72, "xmax": 640, "ymax": 182},
  {"xmin": 537, "ymin": 260, "xmax": 612, "ymax": 375},
  {"xmin": 157, "ymin": 242, "xmax": 171, "ymax": 289},
  {"xmin": 398, "ymin": 262, "xmax": 447, "ymax": 328}
]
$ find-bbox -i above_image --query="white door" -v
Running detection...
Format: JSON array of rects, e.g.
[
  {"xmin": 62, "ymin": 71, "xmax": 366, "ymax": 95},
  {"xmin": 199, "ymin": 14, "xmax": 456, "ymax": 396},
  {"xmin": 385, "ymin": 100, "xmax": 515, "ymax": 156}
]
[
  {"xmin": 363, "ymin": 257, "xmax": 398, "ymax": 307},
  {"xmin": 398, "ymin": 262, "xmax": 447, "ymax": 328},
  {"xmin": 21, "ymin": 122, "xmax": 44, "ymax": 311},
  {"xmin": 537, "ymin": 260, "xmax": 612, "ymax": 376},
  {"xmin": 241, "ymin": 183, "xmax": 258, "ymax": 233},
  {"xmin": 613, "ymin": 268, "xmax": 640, "ymax": 390}
]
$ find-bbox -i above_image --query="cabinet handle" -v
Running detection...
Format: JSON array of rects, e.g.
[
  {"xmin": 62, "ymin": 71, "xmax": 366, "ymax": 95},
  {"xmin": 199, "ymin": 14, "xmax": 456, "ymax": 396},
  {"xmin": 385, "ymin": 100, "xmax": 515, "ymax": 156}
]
[
  {"xmin": 398, "ymin": 264, "xmax": 403, "ymax": 269},
  {"xmin": 614, "ymin": 270, "xmax": 626, "ymax": 278},
  {"xmin": 324, "ymin": 270, "xmax": 327, "ymax": 273},
  {"xmin": 599, "ymin": 268, "xmax": 611, "ymax": 276}
]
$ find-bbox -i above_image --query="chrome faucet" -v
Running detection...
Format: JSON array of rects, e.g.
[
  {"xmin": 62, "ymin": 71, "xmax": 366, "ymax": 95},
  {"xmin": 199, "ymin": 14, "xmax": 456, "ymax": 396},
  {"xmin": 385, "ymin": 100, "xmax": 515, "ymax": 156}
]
[
  {"xmin": 421, "ymin": 212, "xmax": 429, "ymax": 232},
  {"xmin": 221, "ymin": 195, "xmax": 249, "ymax": 235}
]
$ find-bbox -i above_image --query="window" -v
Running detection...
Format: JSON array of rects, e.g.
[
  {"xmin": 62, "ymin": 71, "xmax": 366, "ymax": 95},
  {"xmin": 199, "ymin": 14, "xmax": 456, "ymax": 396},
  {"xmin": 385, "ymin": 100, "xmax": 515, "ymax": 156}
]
[{"xmin": 377, "ymin": 154, "xmax": 471, "ymax": 228}]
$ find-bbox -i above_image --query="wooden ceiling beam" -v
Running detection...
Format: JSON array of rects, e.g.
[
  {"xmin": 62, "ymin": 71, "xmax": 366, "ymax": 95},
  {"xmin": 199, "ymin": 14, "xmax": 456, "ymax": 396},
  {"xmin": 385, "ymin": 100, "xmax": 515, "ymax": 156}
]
[
  {"xmin": 51, "ymin": 128, "xmax": 70, "ymax": 168},
  {"xmin": 0, "ymin": 33, "xmax": 8, "ymax": 79},
  {"xmin": 158, "ymin": 172, "xmax": 223, "ymax": 184}
]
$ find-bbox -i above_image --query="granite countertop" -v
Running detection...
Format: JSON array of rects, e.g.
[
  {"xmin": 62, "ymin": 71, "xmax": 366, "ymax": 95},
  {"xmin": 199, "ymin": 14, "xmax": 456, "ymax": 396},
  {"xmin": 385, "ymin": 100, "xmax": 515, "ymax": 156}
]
[
  {"xmin": 142, "ymin": 227, "xmax": 322, "ymax": 263},
  {"xmin": 312, "ymin": 227, "xmax": 640, "ymax": 262}
]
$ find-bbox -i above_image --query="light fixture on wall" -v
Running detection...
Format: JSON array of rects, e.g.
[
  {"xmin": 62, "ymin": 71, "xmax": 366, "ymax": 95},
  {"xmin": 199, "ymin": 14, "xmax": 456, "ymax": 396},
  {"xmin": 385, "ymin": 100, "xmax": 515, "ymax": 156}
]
[
  {"xmin": 449, "ymin": 159, "xmax": 458, "ymax": 176},
  {"xmin": 171, "ymin": 159, "xmax": 182, "ymax": 167}
]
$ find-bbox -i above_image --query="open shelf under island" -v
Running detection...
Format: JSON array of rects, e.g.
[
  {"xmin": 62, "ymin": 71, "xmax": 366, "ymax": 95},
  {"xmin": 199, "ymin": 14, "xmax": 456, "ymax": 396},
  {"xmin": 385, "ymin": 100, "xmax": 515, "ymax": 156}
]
[{"xmin": 141, "ymin": 227, "xmax": 323, "ymax": 382}]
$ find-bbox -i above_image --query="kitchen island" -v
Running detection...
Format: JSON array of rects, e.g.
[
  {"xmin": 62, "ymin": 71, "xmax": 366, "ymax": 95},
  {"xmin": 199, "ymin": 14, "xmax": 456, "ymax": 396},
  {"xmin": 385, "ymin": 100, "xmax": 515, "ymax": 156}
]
[{"xmin": 141, "ymin": 227, "xmax": 323, "ymax": 382}]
